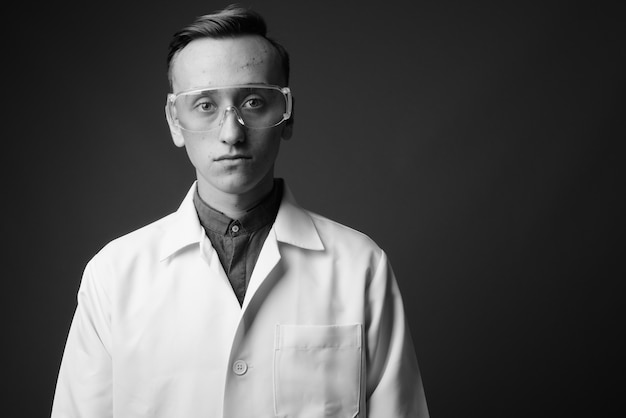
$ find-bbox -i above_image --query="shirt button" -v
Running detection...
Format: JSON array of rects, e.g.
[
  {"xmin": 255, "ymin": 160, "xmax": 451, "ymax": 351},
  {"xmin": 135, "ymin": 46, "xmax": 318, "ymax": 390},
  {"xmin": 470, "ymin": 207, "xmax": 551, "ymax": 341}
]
[
  {"xmin": 231, "ymin": 224, "xmax": 240, "ymax": 233},
  {"xmin": 232, "ymin": 360, "xmax": 248, "ymax": 375}
]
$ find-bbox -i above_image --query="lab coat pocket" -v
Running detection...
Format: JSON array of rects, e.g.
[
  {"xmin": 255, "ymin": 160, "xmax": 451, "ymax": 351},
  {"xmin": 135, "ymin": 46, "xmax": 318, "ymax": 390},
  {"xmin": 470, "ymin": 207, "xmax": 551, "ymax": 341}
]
[{"xmin": 273, "ymin": 324, "xmax": 362, "ymax": 418}]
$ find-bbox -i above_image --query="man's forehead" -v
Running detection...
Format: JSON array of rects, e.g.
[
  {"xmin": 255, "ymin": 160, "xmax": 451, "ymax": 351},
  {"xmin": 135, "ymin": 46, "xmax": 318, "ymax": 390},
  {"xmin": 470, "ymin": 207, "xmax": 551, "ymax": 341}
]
[{"xmin": 171, "ymin": 36, "xmax": 281, "ymax": 91}]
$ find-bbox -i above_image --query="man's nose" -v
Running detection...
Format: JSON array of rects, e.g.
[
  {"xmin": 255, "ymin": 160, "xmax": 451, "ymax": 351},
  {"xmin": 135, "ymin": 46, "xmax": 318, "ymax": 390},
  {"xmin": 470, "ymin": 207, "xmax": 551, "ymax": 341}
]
[{"xmin": 218, "ymin": 106, "xmax": 246, "ymax": 145}]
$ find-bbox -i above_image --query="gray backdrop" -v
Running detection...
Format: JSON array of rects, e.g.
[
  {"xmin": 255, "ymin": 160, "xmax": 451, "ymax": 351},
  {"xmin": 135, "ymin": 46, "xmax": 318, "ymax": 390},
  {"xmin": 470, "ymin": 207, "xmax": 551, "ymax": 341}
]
[{"xmin": 4, "ymin": 0, "xmax": 623, "ymax": 416}]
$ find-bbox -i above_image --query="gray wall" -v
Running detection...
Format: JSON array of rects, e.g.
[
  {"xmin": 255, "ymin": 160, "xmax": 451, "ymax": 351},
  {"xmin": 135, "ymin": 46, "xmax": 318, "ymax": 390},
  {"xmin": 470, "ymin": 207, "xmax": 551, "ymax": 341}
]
[{"xmin": 5, "ymin": 0, "xmax": 623, "ymax": 416}]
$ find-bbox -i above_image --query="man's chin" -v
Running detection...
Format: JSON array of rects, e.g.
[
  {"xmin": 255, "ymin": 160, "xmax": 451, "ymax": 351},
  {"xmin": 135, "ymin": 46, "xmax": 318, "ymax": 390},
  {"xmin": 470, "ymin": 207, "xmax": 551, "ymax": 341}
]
[{"xmin": 210, "ymin": 175, "xmax": 271, "ymax": 198}]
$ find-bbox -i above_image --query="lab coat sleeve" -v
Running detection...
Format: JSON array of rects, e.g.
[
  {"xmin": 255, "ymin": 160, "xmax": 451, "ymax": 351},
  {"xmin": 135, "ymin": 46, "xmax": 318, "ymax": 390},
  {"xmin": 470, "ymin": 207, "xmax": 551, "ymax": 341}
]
[
  {"xmin": 51, "ymin": 258, "xmax": 113, "ymax": 418},
  {"xmin": 365, "ymin": 250, "xmax": 429, "ymax": 417}
]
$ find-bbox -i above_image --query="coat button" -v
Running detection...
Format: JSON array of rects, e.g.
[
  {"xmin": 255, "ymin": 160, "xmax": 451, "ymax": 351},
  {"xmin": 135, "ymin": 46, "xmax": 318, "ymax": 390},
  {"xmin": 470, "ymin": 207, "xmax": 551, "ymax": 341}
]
[{"xmin": 232, "ymin": 360, "xmax": 248, "ymax": 375}]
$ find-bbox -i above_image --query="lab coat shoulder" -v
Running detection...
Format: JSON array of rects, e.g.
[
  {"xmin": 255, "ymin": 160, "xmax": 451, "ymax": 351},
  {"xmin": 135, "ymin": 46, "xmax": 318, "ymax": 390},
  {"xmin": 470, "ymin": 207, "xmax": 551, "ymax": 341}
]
[
  {"xmin": 278, "ymin": 195, "xmax": 387, "ymax": 274},
  {"xmin": 307, "ymin": 209, "xmax": 382, "ymax": 252},
  {"xmin": 81, "ymin": 212, "xmax": 175, "ymax": 292},
  {"xmin": 92, "ymin": 211, "xmax": 177, "ymax": 266},
  {"xmin": 85, "ymin": 185, "xmax": 202, "ymax": 287}
]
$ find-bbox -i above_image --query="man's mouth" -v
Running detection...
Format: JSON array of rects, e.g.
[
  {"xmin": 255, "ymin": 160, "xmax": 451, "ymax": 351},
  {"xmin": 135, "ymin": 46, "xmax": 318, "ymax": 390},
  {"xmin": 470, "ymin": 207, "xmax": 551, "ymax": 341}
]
[{"xmin": 215, "ymin": 154, "xmax": 251, "ymax": 161}]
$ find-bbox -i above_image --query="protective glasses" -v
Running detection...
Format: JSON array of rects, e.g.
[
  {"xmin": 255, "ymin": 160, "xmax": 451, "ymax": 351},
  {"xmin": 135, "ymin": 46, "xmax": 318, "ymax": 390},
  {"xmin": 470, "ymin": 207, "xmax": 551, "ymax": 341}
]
[{"xmin": 167, "ymin": 84, "xmax": 292, "ymax": 132}]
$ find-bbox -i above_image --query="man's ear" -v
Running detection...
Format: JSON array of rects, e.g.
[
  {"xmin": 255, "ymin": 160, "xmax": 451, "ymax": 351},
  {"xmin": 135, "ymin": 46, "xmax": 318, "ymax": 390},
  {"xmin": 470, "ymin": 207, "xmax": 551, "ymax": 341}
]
[
  {"xmin": 165, "ymin": 99, "xmax": 185, "ymax": 148},
  {"xmin": 282, "ymin": 95, "xmax": 295, "ymax": 141}
]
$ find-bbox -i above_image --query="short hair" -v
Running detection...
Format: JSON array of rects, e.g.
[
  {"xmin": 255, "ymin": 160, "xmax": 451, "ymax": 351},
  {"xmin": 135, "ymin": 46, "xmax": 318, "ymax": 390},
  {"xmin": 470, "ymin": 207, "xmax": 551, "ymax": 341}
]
[{"xmin": 167, "ymin": 4, "xmax": 290, "ymax": 87}]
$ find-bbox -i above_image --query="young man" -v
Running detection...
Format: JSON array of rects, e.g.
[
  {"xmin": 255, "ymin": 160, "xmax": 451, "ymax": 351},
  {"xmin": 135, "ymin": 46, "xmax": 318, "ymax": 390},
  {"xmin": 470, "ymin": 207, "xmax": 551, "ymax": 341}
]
[{"xmin": 52, "ymin": 5, "xmax": 429, "ymax": 417}]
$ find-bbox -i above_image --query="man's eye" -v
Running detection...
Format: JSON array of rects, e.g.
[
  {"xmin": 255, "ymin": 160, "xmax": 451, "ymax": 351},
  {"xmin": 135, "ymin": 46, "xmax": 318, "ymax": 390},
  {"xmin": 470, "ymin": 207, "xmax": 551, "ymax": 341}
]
[
  {"xmin": 242, "ymin": 97, "xmax": 264, "ymax": 109},
  {"xmin": 197, "ymin": 101, "xmax": 217, "ymax": 112}
]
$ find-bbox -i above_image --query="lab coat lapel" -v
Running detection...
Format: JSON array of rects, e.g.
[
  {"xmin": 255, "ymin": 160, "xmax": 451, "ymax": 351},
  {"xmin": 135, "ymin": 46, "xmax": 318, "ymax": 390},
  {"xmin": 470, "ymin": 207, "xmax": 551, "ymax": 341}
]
[
  {"xmin": 241, "ymin": 184, "xmax": 324, "ymax": 311},
  {"xmin": 200, "ymin": 233, "xmax": 242, "ymax": 312},
  {"xmin": 241, "ymin": 227, "xmax": 280, "ymax": 312}
]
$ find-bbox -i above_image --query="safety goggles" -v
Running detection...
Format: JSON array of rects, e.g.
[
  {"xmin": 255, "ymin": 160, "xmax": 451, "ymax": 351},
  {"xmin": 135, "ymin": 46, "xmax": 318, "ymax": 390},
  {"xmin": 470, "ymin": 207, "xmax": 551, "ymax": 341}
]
[{"xmin": 167, "ymin": 84, "xmax": 292, "ymax": 132}]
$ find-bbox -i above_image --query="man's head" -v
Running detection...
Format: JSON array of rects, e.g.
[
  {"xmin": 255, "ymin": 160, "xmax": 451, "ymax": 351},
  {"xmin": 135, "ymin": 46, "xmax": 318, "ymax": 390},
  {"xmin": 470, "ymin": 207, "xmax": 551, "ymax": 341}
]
[
  {"xmin": 165, "ymin": 5, "xmax": 293, "ymax": 208},
  {"xmin": 167, "ymin": 4, "xmax": 290, "ymax": 89}
]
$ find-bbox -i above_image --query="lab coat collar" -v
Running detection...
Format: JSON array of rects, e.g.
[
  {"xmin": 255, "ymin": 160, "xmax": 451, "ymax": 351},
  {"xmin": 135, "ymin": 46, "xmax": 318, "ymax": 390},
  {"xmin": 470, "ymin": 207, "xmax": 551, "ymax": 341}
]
[
  {"xmin": 274, "ymin": 183, "xmax": 325, "ymax": 251},
  {"xmin": 159, "ymin": 181, "xmax": 324, "ymax": 261},
  {"xmin": 159, "ymin": 184, "xmax": 205, "ymax": 261}
]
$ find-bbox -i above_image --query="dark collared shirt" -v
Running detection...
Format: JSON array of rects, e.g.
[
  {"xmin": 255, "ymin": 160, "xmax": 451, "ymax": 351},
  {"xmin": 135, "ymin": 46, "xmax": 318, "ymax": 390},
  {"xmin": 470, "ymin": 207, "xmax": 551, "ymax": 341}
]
[{"xmin": 193, "ymin": 181, "xmax": 283, "ymax": 306}]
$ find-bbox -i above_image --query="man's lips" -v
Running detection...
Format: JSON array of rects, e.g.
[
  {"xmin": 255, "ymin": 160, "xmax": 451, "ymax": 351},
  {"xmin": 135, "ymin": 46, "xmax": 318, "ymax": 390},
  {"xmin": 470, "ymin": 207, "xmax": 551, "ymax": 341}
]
[{"xmin": 214, "ymin": 154, "xmax": 251, "ymax": 161}]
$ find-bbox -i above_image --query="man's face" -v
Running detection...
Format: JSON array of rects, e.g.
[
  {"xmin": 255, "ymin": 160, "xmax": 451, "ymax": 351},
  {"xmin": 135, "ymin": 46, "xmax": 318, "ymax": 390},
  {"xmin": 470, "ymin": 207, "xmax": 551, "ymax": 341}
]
[{"xmin": 167, "ymin": 36, "xmax": 292, "ymax": 202}]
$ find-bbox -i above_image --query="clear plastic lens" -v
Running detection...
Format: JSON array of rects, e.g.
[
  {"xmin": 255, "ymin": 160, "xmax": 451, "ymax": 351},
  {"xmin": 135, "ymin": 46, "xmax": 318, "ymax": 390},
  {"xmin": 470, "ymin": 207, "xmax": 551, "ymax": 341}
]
[{"xmin": 171, "ymin": 85, "xmax": 291, "ymax": 132}]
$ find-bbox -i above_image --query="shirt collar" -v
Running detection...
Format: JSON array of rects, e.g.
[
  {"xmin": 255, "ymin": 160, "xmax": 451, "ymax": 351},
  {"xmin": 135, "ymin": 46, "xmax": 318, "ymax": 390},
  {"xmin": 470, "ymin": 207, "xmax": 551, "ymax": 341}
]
[
  {"xmin": 159, "ymin": 180, "xmax": 324, "ymax": 261},
  {"xmin": 193, "ymin": 180, "xmax": 283, "ymax": 235}
]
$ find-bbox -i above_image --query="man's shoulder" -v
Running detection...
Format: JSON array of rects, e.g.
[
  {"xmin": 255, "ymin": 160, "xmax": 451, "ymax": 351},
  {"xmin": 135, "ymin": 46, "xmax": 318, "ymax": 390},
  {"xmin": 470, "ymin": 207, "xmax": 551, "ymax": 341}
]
[
  {"xmin": 93, "ymin": 211, "xmax": 178, "ymax": 262},
  {"xmin": 305, "ymin": 209, "xmax": 382, "ymax": 254},
  {"xmin": 90, "ymin": 185, "xmax": 199, "ymax": 265}
]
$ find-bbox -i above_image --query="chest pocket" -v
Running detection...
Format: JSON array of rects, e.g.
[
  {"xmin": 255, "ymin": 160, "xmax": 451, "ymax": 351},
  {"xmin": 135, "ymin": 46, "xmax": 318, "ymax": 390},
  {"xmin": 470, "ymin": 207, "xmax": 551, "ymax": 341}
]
[{"xmin": 273, "ymin": 324, "xmax": 362, "ymax": 418}]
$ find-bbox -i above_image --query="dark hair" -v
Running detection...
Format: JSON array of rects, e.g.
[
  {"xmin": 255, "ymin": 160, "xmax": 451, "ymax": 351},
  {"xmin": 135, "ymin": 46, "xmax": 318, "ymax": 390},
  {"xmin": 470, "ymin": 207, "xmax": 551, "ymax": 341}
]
[{"xmin": 167, "ymin": 4, "xmax": 290, "ymax": 87}]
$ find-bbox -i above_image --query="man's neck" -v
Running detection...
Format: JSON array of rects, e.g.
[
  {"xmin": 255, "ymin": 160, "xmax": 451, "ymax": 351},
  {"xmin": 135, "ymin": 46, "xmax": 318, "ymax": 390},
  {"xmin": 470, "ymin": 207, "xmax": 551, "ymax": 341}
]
[{"xmin": 197, "ymin": 179, "xmax": 275, "ymax": 220}]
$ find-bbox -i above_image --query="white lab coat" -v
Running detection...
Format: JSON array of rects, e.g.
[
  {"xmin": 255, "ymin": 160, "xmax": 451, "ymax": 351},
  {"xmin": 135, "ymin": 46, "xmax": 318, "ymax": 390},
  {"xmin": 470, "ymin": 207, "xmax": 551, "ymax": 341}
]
[{"xmin": 52, "ymin": 182, "xmax": 429, "ymax": 417}]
